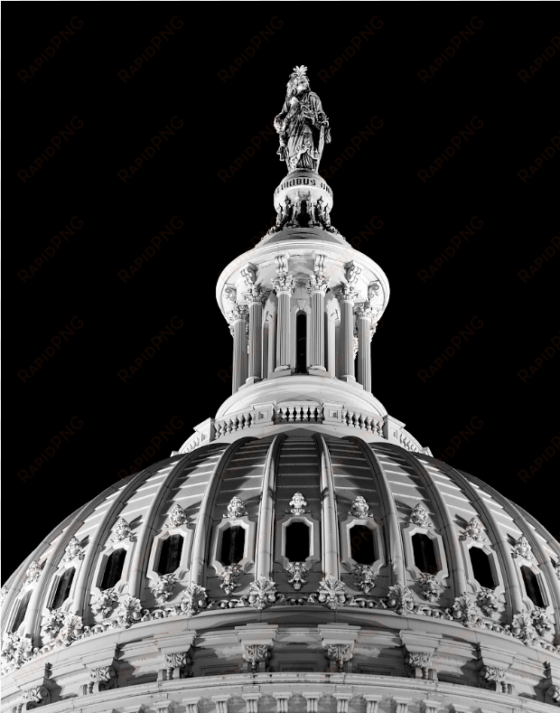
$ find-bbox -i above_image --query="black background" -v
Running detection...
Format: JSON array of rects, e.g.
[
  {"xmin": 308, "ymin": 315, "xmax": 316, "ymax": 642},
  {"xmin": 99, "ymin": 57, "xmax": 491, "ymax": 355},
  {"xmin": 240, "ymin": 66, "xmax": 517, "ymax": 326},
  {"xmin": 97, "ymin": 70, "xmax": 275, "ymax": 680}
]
[{"xmin": 4, "ymin": 4, "xmax": 559, "ymax": 581}]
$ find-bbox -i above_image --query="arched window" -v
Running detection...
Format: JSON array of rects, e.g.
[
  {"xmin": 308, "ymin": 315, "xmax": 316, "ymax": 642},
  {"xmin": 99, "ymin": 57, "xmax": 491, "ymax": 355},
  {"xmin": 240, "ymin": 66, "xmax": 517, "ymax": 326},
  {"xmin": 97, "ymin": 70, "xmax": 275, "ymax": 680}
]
[
  {"xmin": 52, "ymin": 567, "xmax": 75, "ymax": 609},
  {"xmin": 101, "ymin": 549, "xmax": 126, "ymax": 590},
  {"xmin": 11, "ymin": 590, "xmax": 32, "ymax": 633},
  {"xmin": 285, "ymin": 522, "xmax": 310, "ymax": 562},
  {"xmin": 295, "ymin": 312, "xmax": 307, "ymax": 374},
  {"xmin": 521, "ymin": 565, "xmax": 545, "ymax": 608},
  {"xmin": 469, "ymin": 547, "xmax": 495, "ymax": 589},
  {"xmin": 412, "ymin": 533, "xmax": 438, "ymax": 574},
  {"xmin": 350, "ymin": 525, "xmax": 375, "ymax": 565},
  {"xmin": 220, "ymin": 526, "xmax": 245, "ymax": 566},
  {"xmin": 157, "ymin": 534, "xmax": 183, "ymax": 575}
]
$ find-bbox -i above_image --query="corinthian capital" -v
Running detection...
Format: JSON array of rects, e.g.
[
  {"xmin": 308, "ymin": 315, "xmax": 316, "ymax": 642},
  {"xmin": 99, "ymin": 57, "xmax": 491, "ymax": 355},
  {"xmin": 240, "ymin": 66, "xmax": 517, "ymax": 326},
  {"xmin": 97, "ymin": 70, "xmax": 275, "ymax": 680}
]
[
  {"xmin": 227, "ymin": 305, "xmax": 248, "ymax": 324},
  {"xmin": 336, "ymin": 284, "xmax": 359, "ymax": 303},
  {"xmin": 242, "ymin": 284, "xmax": 268, "ymax": 305},
  {"xmin": 272, "ymin": 273, "xmax": 295, "ymax": 295},
  {"xmin": 306, "ymin": 272, "xmax": 329, "ymax": 294},
  {"xmin": 354, "ymin": 302, "xmax": 377, "ymax": 320}
]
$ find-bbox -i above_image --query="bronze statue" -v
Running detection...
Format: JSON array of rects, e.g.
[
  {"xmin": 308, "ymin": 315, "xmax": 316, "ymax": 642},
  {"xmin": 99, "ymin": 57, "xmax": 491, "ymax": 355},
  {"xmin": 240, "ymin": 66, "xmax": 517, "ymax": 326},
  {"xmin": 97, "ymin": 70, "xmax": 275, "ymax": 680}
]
[{"xmin": 274, "ymin": 66, "xmax": 331, "ymax": 174}]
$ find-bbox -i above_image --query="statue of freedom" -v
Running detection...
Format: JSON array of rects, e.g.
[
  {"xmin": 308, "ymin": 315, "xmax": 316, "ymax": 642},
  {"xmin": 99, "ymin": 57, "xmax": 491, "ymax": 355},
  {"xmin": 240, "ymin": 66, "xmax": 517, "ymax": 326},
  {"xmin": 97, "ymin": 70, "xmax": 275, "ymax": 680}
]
[{"xmin": 274, "ymin": 66, "xmax": 332, "ymax": 174}]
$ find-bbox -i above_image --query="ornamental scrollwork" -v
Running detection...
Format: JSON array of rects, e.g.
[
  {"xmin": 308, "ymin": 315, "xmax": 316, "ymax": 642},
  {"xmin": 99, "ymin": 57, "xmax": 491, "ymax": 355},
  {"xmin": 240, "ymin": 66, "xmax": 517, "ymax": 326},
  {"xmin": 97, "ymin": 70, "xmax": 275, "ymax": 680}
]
[
  {"xmin": 166, "ymin": 504, "xmax": 187, "ymax": 528},
  {"xmin": 61, "ymin": 537, "xmax": 85, "ymax": 564},
  {"xmin": 418, "ymin": 572, "xmax": 444, "ymax": 603},
  {"xmin": 286, "ymin": 561, "xmax": 308, "ymax": 590},
  {"xmin": 459, "ymin": 516, "xmax": 486, "ymax": 542},
  {"xmin": 476, "ymin": 587, "xmax": 501, "ymax": 617},
  {"xmin": 480, "ymin": 665, "xmax": 508, "ymax": 692},
  {"xmin": 348, "ymin": 495, "xmax": 370, "ymax": 518},
  {"xmin": 91, "ymin": 588, "xmax": 119, "ymax": 619},
  {"xmin": 406, "ymin": 651, "xmax": 433, "ymax": 680},
  {"xmin": 247, "ymin": 577, "xmax": 278, "ymax": 610},
  {"xmin": 178, "ymin": 582, "xmax": 208, "ymax": 616},
  {"xmin": 41, "ymin": 608, "xmax": 67, "ymax": 643},
  {"xmin": 312, "ymin": 576, "xmax": 347, "ymax": 610},
  {"xmin": 224, "ymin": 496, "xmax": 247, "ymax": 519},
  {"xmin": 408, "ymin": 503, "xmax": 431, "ymax": 528},
  {"xmin": 243, "ymin": 644, "xmax": 270, "ymax": 672},
  {"xmin": 1, "ymin": 634, "xmax": 35, "ymax": 674},
  {"xmin": 385, "ymin": 581, "xmax": 415, "ymax": 615},
  {"xmin": 25, "ymin": 560, "xmax": 43, "ymax": 585},
  {"xmin": 218, "ymin": 564, "xmax": 243, "ymax": 595},
  {"xmin": 531, "ymin": 607, "xmax": 553, "ymax": 636},
  {"xmin": 511, "ymin": 535, "xmax": 534, "ymax": 560},
  {"xmin": 449, "ymin": 593, "xmax": 481, "ymax": 628},
  {"xmin": 509, "ymin": 611, "xmax": 539, "ymax": 645},
  {"xmin": 149, "ymin": 574, "xmax": 178, "ymax": 605},
  {"xmin": 352, "ymin": 564, "xmax": 377, "ymax": 594},
  {"xmin": 110, "ymin": 517, "xmax": 134, "ymax": 542},
  {"xmin": 324, "ymin": 643, "xmax": 353, "ymax": 671},
  {"xmin": 114, "ymin": 596, "xmax": 143, "ymax": 628},
  {"xmin": 287, "ymin": 492, "xmax": 308, "ymax": 516},
  {"xmin": 165, "ymin": 651, "xmax": 191, "ymax": 679}
]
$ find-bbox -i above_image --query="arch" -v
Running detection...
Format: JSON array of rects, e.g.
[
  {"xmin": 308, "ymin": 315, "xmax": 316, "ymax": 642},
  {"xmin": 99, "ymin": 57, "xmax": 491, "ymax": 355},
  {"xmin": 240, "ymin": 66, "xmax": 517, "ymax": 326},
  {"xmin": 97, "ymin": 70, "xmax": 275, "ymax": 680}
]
[{"xmin": 295, "ymin": 311, "xmax": 307, "ymax": 374}]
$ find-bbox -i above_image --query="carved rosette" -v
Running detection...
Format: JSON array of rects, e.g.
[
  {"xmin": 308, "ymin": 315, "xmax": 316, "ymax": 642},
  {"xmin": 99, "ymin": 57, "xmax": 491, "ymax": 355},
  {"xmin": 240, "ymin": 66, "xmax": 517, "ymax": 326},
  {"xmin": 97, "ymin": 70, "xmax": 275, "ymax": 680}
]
[
  {"xmin": 243, "ymin": 644, "xmax": 271, "ymax": 672},
  {"xmin": 272, "ymin": 273, "xmax": 296, "ymax": 296},
  {"xmin": 314, "ymin": 577, "xmax": 347, "ymax": 610},
  {"xmin": 91, "ymin": 588, "xmax": 119, "ymax": 619},
  {"xmin": 288, "ymin": 491, "xmax": 308, "ymax": 516},
  {"xmin": 325, "ymin": 644, "xmax": 353, "ymax": 672},
  {"xmin": 61, "ymin": 537, "xmax": 85, "ymax": 564},
  {"xmin": 114, "ymin": 596, "xmax": 143, "ymax": 628},
  {"xmin": 218, "ymin": 564, "xmax": 243, "ymax": 595},
  {"xmin": 511, "ymin": 535, "xmax": 534, "ymax": 560},
  {"xmin": 287, "ymin": 561, "xmax": 309, "ymax": 590},
  {"xmin": 459, "ymin": 516, "xmax": 486, "ymax": 542},
  {"xmin": 385, "ymin": 581, "xmax": 415, "ymax": 615},
  {"xmin": 348, "ymin": 495, "xmax": 370, "ymax": 518},
  {"xmin": 149, "ymin": 574, "xmax": 178, "ymax": 605},
  {"xmin": 248, "ymin": 577, "xmax": 278, "ymax": 610},
  {"xmin": 476, "ymin": 587, "xmax": 501, "ymax": 617},
  {"xmin": 224, "ymin": 496, "xmax": 247, "ymax": 519},
  {"xmin": 25, "ymin": 560, "xmax": 43, "ymax": 585},
  {"xmin": 408, "ymin": 503, "xmax": 431, "ymax": 528},
  {"xmin": 179, "ymin": 583, "xmax": 208, "ymax": 616},
  {"xmin": 450, "ymin": 593, "xmax": 481, "ymax": 627},
  {"xmin": 167, "ymin": 504, "xmax": 187, "ymax": 528},
  {"xmin": 406, "ymin": 651, "xmax": 433, "ymax": 680},
  {"xmin": 352, "ymin": 564, "xmax": 377, "ymax": 594},
  {"xmin": 110, "ymin": 517, "xmax": 134, "ymax": 542},
  {"xmin": 418, "ymin": 573, "xmax": 444, "ymax": 603}
]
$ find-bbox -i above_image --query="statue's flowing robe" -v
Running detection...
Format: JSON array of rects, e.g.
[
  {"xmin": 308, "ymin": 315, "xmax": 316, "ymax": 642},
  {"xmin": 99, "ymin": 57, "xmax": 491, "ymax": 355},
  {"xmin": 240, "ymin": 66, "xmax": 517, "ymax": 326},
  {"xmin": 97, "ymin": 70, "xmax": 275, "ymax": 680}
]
[{"xmin": 277, "ymin": 91, "xmax": 329, "ymax": 172}]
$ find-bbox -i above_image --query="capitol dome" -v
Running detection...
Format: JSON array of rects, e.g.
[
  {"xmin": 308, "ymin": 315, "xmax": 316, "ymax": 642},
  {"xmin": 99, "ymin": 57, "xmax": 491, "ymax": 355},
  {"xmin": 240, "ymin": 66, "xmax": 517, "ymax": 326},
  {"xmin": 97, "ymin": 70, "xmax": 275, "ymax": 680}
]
[{"xmin": 3, "ymin": 66, "xmax": 560, "ymax": 713}]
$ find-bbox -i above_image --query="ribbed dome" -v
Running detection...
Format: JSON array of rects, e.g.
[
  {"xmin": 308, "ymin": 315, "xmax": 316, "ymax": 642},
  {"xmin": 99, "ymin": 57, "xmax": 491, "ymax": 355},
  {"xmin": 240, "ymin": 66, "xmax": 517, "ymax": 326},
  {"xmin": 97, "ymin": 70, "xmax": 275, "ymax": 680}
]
[{"xmin": 3, "ymin": 433, "xmax": 560, "ymax": 706}]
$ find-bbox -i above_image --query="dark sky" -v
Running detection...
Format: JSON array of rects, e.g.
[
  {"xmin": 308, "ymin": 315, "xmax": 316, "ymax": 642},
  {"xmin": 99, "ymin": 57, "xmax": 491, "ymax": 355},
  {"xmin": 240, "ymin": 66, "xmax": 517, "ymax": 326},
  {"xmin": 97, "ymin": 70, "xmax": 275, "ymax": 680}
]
[{"xmin": 4, "ymin": 4, "xmax": 559, "ymax": 581}]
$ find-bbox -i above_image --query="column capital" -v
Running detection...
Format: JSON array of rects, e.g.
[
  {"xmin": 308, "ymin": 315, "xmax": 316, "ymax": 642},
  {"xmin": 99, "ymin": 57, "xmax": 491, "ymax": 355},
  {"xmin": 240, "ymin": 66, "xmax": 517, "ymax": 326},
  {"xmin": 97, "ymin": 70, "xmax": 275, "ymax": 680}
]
[
  {"xmin": 272, "ymin": 273, "xmax": 295, "ymax": 295},
  {"xmin": 307, "ymin": 272, "xmax": 329, "ymax": 295},
  {"xmin": 354, "ymin": 302, "xmax": 377, "ymax": 320},
  {"xmin": 243, "ymin": 285, "xmax": 268, "ymax": 305},
  {"xmin": 336, "ymin": 284, "xmax": 359, "ymax": 303},
  {"xmin": 227, "ymin": 305, "xmax": 248, "ymax": 324}
]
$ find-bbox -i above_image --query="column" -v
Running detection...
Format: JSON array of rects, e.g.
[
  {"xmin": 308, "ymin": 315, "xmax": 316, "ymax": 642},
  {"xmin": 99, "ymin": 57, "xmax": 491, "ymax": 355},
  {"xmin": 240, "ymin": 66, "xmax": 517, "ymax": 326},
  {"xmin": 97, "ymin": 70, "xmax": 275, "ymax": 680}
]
[
  {"xmin": 272, "ymin": 273, "xmax": 295, "ymax": 371},
  {"xmin": 307, "ymin": 272, "xmax": 328, "ymax": 372},
  {"xmin": 338, "ymin": 285, "xmax": 358, "ymax": 382},
  {"xmin": 244, "ymin": 286, "xmax": 265, "ymax": 383},
  {"xmin": 355, "ymin": 303, "xmax": 376, "ymax": 392},
  {"xmin": 228, "ymin": 306, "xmax": 248, "ymax": 394}
]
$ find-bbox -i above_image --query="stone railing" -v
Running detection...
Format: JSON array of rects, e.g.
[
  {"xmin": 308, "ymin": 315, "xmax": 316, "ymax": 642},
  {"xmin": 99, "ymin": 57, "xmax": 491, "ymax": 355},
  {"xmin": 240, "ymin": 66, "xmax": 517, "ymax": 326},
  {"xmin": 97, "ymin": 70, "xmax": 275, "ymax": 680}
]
[{"xmin": 181, "ymin": 406, "xmax": 430, "ymax": 456}]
